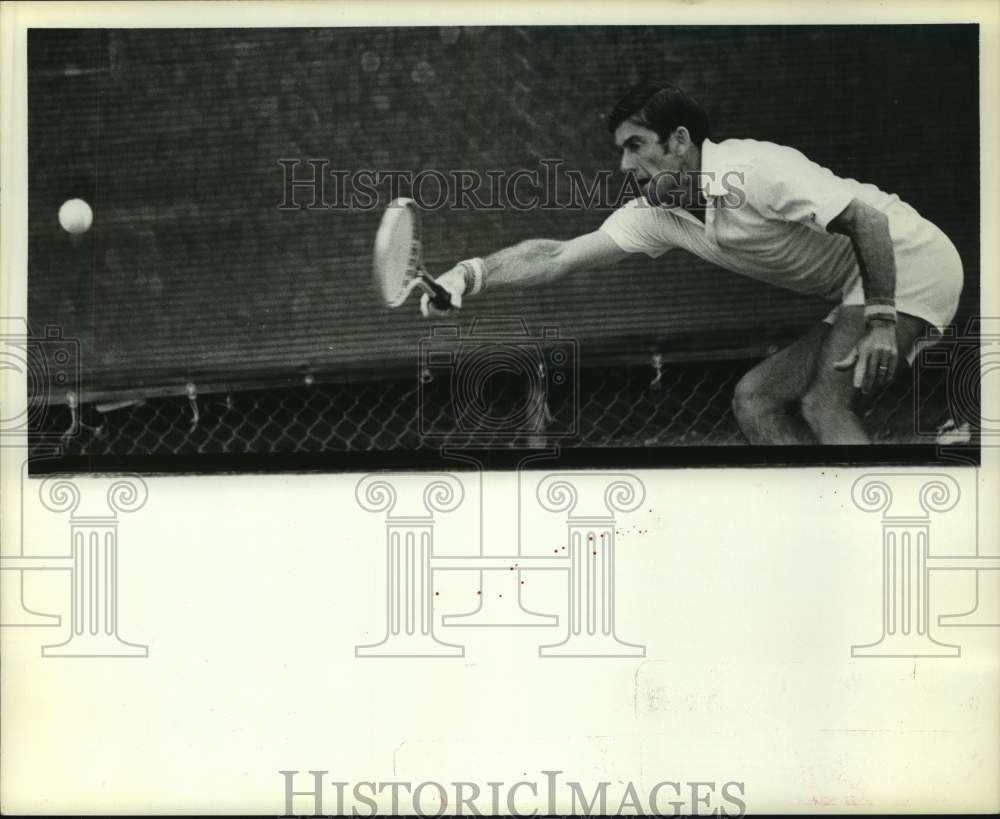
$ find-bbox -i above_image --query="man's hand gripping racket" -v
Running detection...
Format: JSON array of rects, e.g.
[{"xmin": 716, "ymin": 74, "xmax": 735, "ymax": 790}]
[{"xmin": 372, "ymin": 197, "xmax": 465, "ymax": 316}]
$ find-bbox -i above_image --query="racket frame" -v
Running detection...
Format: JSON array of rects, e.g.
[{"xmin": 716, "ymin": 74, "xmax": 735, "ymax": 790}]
[{"xmin": 376, "ymin": 198, "xmax": 452, "ymax": 310}]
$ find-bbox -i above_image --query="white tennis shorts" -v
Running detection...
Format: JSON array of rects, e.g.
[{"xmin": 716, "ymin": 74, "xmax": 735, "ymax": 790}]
[{"xmin": 823, "ymin": 226, "xmax": 964, "ymax": 341}]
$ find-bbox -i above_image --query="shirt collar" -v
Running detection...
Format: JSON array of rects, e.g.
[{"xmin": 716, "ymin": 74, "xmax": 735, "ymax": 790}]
[{"xmin": 698, "ymin": 138, "xmax": 729, "ymax": 199}]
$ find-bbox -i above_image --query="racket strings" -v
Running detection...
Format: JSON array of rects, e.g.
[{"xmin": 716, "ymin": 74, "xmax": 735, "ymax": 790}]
[{"xmin": 374, "ymin": 201, "xmax": 430, "ymax": 307}]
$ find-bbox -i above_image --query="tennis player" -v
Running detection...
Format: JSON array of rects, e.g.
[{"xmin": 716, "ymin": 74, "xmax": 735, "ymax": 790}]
[{"xmin": 420, "ymin": 84, "xmax": 963, "ymax": 445}]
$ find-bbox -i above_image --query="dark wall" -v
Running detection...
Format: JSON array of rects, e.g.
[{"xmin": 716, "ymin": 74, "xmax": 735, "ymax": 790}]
[{"xmin": 27, "ymin": 26, "xmax": 979, "ymax": 397}]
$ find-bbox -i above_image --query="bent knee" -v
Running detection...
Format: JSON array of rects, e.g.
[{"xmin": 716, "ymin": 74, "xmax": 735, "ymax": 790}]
[
  {"xmin": 732, "ymin": 373, "xmax": 779, "ymax": 420},
  {"xmin": 732, "ymin": 374, "xmax": 760, "ymax": 416},
  {"xmin": 800, "ymin": 387, "xmax": 854, "ymax": 425}
]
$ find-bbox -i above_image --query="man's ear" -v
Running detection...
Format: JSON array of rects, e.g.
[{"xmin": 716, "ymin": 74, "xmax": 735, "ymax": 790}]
[{"xmin": 667, "ymin": 126, "xmax": 692, "ymax": 156}]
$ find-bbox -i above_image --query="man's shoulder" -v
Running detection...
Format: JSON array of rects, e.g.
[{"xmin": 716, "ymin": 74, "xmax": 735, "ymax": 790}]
[
  {"xmin": 708, "ymin": 138, "xmax": 839, "ymax": 201},
  {"xmin": 711, "ymin": 137, "xmax": 809, "ymax": 168}
]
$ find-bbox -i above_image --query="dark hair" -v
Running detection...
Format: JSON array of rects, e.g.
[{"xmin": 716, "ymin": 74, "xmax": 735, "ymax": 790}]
[{"xmin": 606, "ymin": 83, "xmax": 710, "ymax": 147}]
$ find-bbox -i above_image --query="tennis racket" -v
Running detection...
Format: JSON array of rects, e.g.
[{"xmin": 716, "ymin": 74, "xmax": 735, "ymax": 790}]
[{"xmin": 373, "ymin": 197, "xmax": 452, "ymax": 311}]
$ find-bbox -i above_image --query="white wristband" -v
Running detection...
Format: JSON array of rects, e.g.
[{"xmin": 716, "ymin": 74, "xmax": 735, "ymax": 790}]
[
  {"xmin": 460, "ymin": 257, "xmax": 486, "ymax": 296},
  {"xmin": 864, "ymin": 303, "xmax": 897, "ymax": 324}
]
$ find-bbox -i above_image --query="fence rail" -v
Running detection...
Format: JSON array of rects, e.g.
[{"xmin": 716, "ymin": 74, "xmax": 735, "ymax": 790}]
[{"xmin": 29, "ymin": 357, "xmax": 960, "ymax": 457}]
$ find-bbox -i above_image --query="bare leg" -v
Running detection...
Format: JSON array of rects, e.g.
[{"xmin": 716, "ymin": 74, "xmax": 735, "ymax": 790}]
[
  {"xmin": 732, "ymin": 322, "xmax": 829, "ymax": 444},
  {"xmin": 801, "ymin": 306, "xmax": 930, "ymax": 444}
]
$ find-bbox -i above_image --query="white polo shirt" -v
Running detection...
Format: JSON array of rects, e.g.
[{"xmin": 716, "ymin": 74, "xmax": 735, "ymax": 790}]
[{"xmin": 599, "ymin": 138, "xmax": 962, "ymax": 319}]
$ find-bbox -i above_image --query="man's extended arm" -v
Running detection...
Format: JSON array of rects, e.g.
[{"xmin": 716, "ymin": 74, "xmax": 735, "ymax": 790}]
[
  {"xmin": 420, "ymin": 231, "xmax": 630, "ymax": 316},
  {"xmin": 828, "ymin": 198, "xmax": 900, "ymax": 393}
]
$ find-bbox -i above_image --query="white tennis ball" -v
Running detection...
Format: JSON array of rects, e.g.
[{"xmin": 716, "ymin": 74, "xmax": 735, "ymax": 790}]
[{"xmin": 58, "ymin": 198, "xmax": 93, "ymax": 234}]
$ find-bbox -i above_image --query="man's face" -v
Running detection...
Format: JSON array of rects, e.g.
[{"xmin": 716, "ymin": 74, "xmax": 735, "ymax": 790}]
[
  {"xmin": 615, "ymin": 120, "xmax": 698, "ymax": 202},
  {"xmin": 614, "ymin": 121, "xmax": 681, "ymax": 190}
]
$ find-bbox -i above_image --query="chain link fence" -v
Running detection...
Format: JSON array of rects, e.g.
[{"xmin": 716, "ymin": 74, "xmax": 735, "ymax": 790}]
[{"xmin": 29, "ymin": 354, "xmax": 962, "ymax": 458}]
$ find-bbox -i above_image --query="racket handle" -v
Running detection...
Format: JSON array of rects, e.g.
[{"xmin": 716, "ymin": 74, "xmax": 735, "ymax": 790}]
[{"xmin": 419, "ymin": 273, "xmax": 453, "ymax": 311}]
